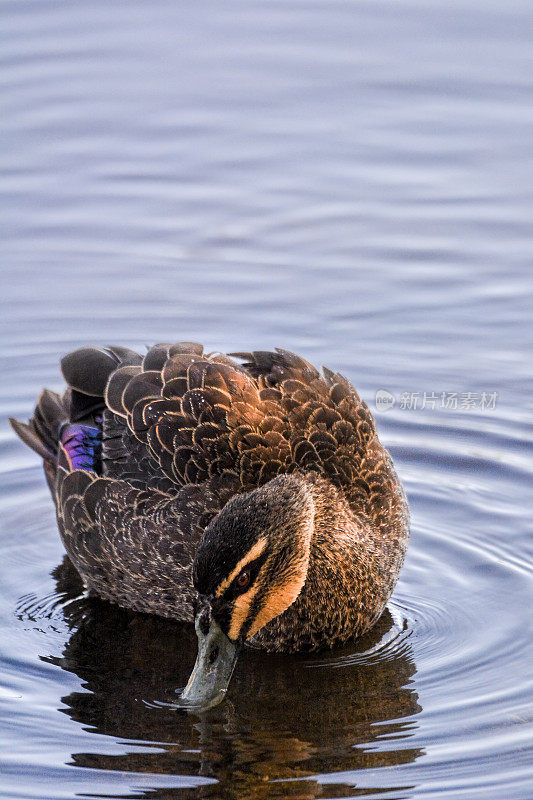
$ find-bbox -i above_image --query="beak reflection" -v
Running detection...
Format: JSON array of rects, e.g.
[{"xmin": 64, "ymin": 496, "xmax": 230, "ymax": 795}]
[{"xmin": 178, "ymin": 604, "xmax": 239, "ymax": 711}]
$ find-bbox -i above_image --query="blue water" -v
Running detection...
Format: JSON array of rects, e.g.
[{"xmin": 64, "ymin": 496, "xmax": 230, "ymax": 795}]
[{"xmin": 1, "ymin": 2, "xmax": 533, "ymax": 799}]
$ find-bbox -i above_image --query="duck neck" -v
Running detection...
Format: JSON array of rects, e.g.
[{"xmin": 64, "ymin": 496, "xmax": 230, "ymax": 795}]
[
  {"xmin": 251, "ymin": 472, "xmax": 390, "ymax": 652},
  {"xmin": 305, "ymin": 472, "xmax": 379, "ymax": 598}
]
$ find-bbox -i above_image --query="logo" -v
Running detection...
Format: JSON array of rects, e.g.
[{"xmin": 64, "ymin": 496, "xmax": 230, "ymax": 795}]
[{"xmin": 375, "ymin": 389, "xmax": 395, "ymax": 412}]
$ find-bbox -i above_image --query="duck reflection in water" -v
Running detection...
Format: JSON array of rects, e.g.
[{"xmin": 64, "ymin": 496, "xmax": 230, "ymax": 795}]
[{"xmin": 39, "ymin": 557, "xmax": 424, "ymax": 800}]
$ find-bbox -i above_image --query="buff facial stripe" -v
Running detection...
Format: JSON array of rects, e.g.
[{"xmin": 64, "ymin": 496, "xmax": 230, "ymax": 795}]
[{"xmin": 229, "ymin": 583, "xmax": 261, "ymax": 641}]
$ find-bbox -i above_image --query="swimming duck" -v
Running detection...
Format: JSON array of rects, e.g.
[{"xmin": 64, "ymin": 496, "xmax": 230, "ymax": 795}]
[{"xmin": 11, "ymin": 342, "xmax": 409, "ymax": 708}]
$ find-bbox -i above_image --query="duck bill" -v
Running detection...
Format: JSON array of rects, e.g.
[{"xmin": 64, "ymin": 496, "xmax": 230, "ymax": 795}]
[{"xmin": 179, "ymin": 611, "xmax": 239, "ymax": 711}]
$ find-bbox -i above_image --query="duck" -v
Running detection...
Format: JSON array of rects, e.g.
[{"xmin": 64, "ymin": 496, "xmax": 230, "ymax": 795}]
[{"xmin": 10, "ymin": 342, "xmax": 409, "ymax": 709}]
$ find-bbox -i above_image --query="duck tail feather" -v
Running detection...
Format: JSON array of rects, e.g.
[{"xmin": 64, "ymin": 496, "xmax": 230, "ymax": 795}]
[
  {"xmin": 10, "ymin": 385, "xmax": 71, "ymax": 461},
  {"xmin": 10, "ymin": 416, "xmax": 55, "ymax": 460}
]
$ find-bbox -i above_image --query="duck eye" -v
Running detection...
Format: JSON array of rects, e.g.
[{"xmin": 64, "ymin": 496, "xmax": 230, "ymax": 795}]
[{"xmin": 237, "ymin": 570, "xmax": 250, "ymax": 588}]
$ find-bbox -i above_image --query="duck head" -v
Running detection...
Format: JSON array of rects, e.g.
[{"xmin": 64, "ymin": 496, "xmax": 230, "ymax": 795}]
[{"xmin": 179, "ymin": 474, "xmax": 315, "ymax": 710}]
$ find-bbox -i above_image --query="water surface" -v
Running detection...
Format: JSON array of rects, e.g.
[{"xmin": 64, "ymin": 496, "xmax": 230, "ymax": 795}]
[{"xmin": 2, "ymin": 1, "xmax": 533, "ymax": 799}]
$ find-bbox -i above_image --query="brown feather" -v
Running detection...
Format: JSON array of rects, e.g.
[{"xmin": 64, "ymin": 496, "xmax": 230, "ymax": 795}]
[{"xmin": 10, "ymin": 341, "xmax": 409, "ymax": 652}]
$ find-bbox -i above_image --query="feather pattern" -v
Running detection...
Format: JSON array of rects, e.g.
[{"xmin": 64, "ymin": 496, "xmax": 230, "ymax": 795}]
[{"xmin": 10, "ymin": 341, "xmax": 409, "ymax": 649}]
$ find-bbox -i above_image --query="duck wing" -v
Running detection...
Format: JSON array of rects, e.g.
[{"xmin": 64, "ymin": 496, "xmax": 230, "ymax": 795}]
[
  {"xmin": 11, "ymin": 343, "xmax": 225, "ymax": 618},
  {"xmin": 119, "ymin": 343, "xmax": 398, "ymax": 528},
  {"xmin": 54, "ymin": 467, "xmax": 219, "ymax": 620}
]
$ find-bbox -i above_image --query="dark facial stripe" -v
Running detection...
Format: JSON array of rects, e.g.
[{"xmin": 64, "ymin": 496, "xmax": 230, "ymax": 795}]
[{"xmin": 221, "ymin": 549, "xmax": 269, "ymax": 602}]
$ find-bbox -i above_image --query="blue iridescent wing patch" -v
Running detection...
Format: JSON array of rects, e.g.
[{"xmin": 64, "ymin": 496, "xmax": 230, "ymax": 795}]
[{"xmin": 59, "ymin": 423, "xmax": 101, "ymax": 473}]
